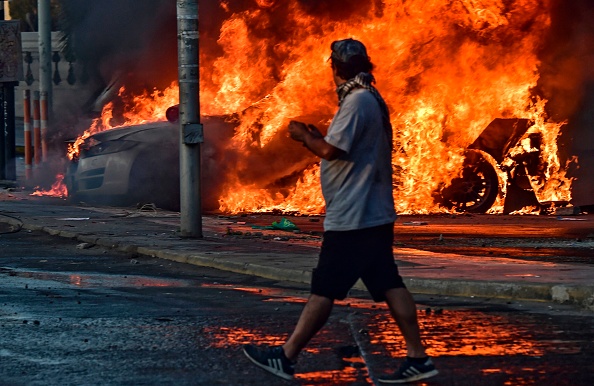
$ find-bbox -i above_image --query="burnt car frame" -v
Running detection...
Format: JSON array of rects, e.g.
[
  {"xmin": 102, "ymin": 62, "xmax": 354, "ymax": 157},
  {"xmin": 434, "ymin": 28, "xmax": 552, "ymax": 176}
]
[{"xmin": 436, "ymin": 118, "xmax": 586, "ymax": 214}]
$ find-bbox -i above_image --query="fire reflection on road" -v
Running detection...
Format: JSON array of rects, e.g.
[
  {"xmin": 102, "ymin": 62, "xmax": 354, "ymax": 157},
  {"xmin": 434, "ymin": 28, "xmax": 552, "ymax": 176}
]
[
  {"xmin": 369, "ymin": 311, "xmax": 581, "ymax": 357},
  {"xmin": 202, "ymin": 284, "xmax": 585, "ymax": 384}
]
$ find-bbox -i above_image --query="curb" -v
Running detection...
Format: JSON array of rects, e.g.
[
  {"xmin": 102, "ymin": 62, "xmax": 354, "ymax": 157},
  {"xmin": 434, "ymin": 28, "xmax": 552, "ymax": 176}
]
[{"xmin": 2, "ymin": 217, "xmax": 593, "ymax": 311}]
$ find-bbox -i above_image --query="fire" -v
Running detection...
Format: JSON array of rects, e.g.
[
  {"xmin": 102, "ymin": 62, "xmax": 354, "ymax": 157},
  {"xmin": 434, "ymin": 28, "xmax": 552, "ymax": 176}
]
[
  {"xmin": 31, "ymin": 173, "xmax": 68, "ymax": 198},
  {"xmin": 56, "ymin": 0, "xmax": 577, "ymax": 215},
  {"xmin": 203, "ymin": 0, "xmax": 574, "ymax": 214},
  {"xmin": 40, "ymin": 83, "xmax": 179, "ymax": 198},
  {"xmin": 67, "ymin": 82, "xmax": 179, "ymax": 160}
]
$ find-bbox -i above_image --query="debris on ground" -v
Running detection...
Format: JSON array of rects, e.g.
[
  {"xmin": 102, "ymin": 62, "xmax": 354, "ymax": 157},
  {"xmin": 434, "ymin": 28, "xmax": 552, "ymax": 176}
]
[{"xmin": 251, "ymin": 217, "xmax": 300, "ymax": 231}]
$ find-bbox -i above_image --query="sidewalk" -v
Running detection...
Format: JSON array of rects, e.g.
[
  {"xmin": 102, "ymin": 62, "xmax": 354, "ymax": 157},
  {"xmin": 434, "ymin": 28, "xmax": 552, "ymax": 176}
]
[{"xmin": 1, "ymin": 189, "xmax": 593, "ymax": 311}]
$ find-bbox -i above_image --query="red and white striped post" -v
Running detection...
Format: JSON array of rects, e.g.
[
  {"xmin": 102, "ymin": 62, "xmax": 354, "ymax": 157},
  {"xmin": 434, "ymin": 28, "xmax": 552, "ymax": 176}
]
[
  {"xmin": 40, "ymin": 91, "xmax": 49, "ymax": 163},
  {"xmin": 32, "ymin": 91, "xmax": 42, "ymax": 166},
  {"xmin": 23, "ymin": 90, "xmax": 33, "ymax": 180}
]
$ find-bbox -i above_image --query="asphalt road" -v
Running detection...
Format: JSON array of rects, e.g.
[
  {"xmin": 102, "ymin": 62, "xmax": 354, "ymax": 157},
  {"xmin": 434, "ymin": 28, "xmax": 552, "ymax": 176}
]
[{"xmin": 1, "ymin": 230, "xmax": 593, "ymax": 385}]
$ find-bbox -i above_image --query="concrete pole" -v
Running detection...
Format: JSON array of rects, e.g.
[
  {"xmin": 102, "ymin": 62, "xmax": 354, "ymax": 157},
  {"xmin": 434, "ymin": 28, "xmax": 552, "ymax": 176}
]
[
  {"xmin": 177, "ymin": 0, "xmax": 203, "ymax": 238},
  {"xmin": 38, "ymin": 0, "xmax": 52, "ymax": 114}
]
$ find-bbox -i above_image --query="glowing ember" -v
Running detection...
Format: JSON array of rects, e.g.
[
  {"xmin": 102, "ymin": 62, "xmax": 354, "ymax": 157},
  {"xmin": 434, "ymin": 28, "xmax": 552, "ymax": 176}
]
[{"xmin": 31, "ymin": 173, "xmax": 68, "ymax": 198}]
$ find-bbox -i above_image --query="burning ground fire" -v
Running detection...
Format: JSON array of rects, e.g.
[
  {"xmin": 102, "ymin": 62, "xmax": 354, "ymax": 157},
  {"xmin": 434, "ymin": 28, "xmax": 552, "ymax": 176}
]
[{"xmin": 35, "ymin": 0, "xmax": 578, "ymax": 215}]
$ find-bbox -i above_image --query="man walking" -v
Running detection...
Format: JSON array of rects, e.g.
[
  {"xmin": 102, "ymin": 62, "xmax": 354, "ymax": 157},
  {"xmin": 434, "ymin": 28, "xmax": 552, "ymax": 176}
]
[{"xmin": 243, "ymin": 38, "xmax": 438, "ymax": 384}]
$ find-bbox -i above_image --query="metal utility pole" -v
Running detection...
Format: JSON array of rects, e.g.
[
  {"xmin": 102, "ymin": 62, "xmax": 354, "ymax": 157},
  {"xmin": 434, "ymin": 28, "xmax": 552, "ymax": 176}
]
[
  {"xmin": 38, "ymin": 0, "xmax": 52, "ymax": 113},
  {"xmin": 177, "ymin": 0, "xmax": 203, "ymax": 238}
]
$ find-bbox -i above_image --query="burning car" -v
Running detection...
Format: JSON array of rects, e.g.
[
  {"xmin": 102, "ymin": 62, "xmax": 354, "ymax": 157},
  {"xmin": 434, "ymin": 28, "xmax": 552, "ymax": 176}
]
[
  {"xmin": 64, "ymin": 112, "xmax": 311, "ymax": 212},
  {"xmin": 435, "ymin": 117, "xmax": 593, "ymax": 214},
  {"xmin": 54, "ymin": 0, "xmax": 593, "ymax": 215},
  {"xmin": 65, "ymin": 110, "xmax": 244, "ymax": 211},
  {"xmin": 66, "ymin": 113, "xmax": 584, "ymax": 213}
]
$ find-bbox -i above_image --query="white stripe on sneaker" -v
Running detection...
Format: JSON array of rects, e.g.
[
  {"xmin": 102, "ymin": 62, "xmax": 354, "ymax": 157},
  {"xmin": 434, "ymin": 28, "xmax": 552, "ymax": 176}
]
[
  {"xmin": 403, "ymin": 367, "xmax": 420, "ymax": 377},
  {"xmin": 268, "ymin": 358, "xmax": 279, "ymax": 371}
]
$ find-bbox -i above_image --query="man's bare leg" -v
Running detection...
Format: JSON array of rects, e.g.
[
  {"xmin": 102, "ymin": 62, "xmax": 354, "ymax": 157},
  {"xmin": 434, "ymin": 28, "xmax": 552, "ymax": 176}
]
[
  {"xmin": 282, "ymin": 294, "xmax": 334, "ymax": 361},
  {"xmin": 384, "ymin": 287, "xmax": 427, "ymax": 358}
]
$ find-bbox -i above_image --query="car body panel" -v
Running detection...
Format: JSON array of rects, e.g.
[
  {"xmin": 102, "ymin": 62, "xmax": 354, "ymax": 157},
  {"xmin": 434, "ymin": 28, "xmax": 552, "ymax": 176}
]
[{"xmin": 67, "ymin": 122, "xmax": 180, "ymax": 208}]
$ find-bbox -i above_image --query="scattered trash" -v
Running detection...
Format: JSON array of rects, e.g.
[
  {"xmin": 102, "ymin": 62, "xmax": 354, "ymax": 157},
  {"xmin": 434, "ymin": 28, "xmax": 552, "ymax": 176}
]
[
  {"xmin": 551, "ymin": 206, "xmax": 580, "ymax": 216},
  {"xmin": 252, "ymin": 217, "xmax": 300, "ymax": 231},
  {"xmin": 76, "ymin": 242, "xmax": 94, "ymax": 250},
  {"xmin": 56, "ymin": 217, "xmax": 90, "ymax": 221},
  {"xmin": 226, "ymin": 227, "xmax": 243, "ymax": 236},
  {"xmin": 556, "ymin": 217, "xmax": 586, "ymax": 221},
  {"xmin": 402, "ymin": 221, "xmax": 428, "ymax": 226},
  {"xmin": 138, "ymin": 203, "xmax": 157, "ymax": 212}
]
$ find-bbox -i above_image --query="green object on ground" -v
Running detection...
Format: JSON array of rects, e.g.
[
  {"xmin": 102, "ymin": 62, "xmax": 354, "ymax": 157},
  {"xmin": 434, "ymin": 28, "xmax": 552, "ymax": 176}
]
[
  {"xmin": 251, "ymin": 217, "xmax": 299, "ymax": 231},
  {"xmin": 272, "ymin": 218, "xmax": 299, "ymax": 231}
]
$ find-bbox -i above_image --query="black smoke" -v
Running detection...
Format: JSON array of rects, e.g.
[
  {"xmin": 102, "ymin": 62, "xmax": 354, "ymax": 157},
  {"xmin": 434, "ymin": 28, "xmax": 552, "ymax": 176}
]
[
  {"xmin": 537, "ymin": 0, "xmax": 594, "ymax": 120},
  {"xmin": 537, "ymin": 0, "xmax": 594, "ymax": 206}
]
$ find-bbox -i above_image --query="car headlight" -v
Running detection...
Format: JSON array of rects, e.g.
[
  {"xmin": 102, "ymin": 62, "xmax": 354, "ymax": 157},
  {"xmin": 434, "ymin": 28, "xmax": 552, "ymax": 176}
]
[{"xmin": 81, "ymin": 140, "xmax": 139, "ymax": 157}]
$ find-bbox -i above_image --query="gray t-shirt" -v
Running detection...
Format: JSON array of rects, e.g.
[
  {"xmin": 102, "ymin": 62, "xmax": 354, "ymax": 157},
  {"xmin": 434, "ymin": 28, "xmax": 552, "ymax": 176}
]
[{"xmin": 321, "ymin": 88, "xmax": 397, "ymax": 231}]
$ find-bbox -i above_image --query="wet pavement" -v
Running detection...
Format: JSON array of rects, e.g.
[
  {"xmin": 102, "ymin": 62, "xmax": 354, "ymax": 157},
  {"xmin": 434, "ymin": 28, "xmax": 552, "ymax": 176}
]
[
  {"xmin": 1, "ymin": 231, "xmax": 593, "ymax": 385},
  {"xmin": 1, "ymin": 187, "xmax": 593, "ymax": 312}
]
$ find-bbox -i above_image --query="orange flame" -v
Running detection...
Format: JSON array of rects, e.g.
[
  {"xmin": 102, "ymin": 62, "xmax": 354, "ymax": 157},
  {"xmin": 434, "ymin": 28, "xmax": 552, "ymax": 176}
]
[
  {"xmin": 31, "ymin": 173, "xmax": 68, "ymax": 198},
  {"xmin": 60, "ymin": 0, "xmax": 576, "ymax": 215},
  {"xmin": 204, "ymin": 0, "xmax": 574, "ymax": 214},
  {"xmin": 67, "ymin": 83, "xmax": 179, "ymax": 161}
]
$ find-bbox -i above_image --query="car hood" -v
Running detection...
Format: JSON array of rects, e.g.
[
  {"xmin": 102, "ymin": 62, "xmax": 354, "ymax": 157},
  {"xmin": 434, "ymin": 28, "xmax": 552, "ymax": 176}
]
[{"xmin": 89, "ymin": 121, "xmax": 178, "ymax": 143}]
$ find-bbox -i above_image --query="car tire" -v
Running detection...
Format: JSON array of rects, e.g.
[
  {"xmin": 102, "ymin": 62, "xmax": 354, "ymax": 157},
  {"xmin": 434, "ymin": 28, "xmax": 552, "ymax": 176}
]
[{"xmin": 438, "ymin": 150, "xmax": 499, "ymax": 213}]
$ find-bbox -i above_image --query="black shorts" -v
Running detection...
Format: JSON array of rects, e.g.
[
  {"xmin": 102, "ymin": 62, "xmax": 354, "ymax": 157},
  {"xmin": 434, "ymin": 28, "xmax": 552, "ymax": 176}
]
[{"xmin": 311, "ymin": 222, "xmax": 406, "ymax": 302}]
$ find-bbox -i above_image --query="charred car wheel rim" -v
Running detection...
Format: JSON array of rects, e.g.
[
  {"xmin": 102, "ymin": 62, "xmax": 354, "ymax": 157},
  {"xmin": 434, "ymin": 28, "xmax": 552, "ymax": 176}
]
[{"xmin": 440, "ymin": 150, "xmax": 499, "ymax": 213}]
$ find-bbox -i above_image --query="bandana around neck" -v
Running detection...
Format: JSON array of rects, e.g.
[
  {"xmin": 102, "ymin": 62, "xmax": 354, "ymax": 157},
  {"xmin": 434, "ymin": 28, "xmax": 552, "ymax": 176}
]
[{"xmin": 336, "ymin": 72, "xmax": 393, "ymax": 146}]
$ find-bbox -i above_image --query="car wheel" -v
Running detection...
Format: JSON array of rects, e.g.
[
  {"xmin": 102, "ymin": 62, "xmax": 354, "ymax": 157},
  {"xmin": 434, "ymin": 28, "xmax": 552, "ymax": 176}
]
[{"xmin": 438, "ymin": 150, "xmax": 499, "ymax": 213}]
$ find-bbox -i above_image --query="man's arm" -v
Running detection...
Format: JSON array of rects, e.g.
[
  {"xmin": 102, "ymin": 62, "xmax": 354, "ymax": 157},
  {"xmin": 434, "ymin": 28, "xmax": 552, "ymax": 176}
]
[{"xmin": 288, "ymin": 121, "xmax": 345, "ymax": 161}]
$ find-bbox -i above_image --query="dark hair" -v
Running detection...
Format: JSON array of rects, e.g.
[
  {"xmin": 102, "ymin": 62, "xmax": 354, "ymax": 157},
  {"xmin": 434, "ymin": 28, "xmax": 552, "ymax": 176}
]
[{"xmin": 331, "ymin": 55, "xmax": 374, "ymax": 80}]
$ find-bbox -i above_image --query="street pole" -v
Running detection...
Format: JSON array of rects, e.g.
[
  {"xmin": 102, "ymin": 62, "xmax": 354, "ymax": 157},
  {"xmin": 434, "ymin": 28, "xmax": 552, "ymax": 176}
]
[
  {"xmin": 177, "ymin": 0, "xmax": 203, "ymax": 238},
  {"xmin": 38, "ymin": 0, "xmax": 52, "ymax": 115}
]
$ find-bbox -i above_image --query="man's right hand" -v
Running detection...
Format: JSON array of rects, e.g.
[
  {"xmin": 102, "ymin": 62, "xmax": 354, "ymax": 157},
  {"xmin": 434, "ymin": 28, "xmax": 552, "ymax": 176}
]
[
  {"xmin": 288, "ymin": 120, "xmax": 309, "ymax": 143},
  {"xmin": 307, "ymin": 124, "xmax": 324, "ymax": 139},
  {"xmin": 288, "ymin": 120, "xmax": 344, "ymax": 161}
]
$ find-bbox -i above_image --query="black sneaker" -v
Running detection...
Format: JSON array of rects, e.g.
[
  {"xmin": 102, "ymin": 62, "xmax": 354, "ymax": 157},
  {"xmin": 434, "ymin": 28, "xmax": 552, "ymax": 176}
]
[
  {"xmin": 243, "ymin": 344, "xmax": 295, "ymax": 381},
  {"xmin": 378, "ymin": 357, "xmax": 438, "ymax": 384}
]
